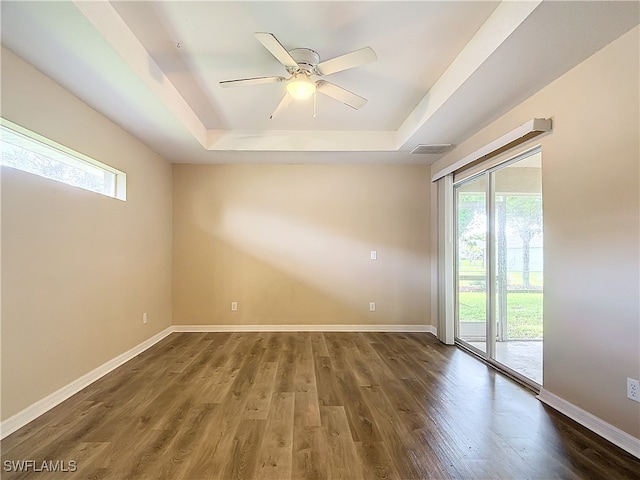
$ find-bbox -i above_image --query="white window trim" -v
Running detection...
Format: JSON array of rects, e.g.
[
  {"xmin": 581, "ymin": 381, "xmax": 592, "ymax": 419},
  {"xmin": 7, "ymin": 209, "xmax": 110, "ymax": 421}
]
[{"xmin": 0, "ymin": 118, "xmax": 126, "ymax": 201}]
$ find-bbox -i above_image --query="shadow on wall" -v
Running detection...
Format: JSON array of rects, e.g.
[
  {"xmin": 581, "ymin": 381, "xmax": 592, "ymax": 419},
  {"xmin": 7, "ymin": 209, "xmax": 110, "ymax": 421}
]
[
  {"xmin": 174, "ymin": 230, "xmax": 368, "ymax": 325},
  {"xmin": 173, "ymin": 164, "xmax": 431, "ymax": 325}
]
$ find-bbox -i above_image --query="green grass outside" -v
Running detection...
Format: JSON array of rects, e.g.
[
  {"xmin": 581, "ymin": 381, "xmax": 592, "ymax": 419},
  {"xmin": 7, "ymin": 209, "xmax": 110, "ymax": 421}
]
[
  {"xmin": 458, "ymin": 292, "xmax": 543, "ymax": 339},
  {"xmin": 458, "ymin": 260, "xmax": 544, "ymax": 287}
]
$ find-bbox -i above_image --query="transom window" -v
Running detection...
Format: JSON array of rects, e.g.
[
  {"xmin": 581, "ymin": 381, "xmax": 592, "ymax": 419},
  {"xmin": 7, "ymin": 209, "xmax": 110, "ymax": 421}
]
[{"xmin": 0, "ymin": 119, "xmax": 126, "ymax": 200}]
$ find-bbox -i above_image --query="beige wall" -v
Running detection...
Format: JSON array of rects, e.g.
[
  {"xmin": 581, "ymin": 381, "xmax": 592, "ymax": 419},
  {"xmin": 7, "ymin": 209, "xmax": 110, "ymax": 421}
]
[
  {"xmin": 173, "ymin": 164, "xmax": 431, "ymax": 326},
  {"xmin": 432, "ymin": 26, "xmax": 640, "ymax": 438},
  {"xmin": 1, "ymin": 48, "xmax": 173, "ymax": 420}
]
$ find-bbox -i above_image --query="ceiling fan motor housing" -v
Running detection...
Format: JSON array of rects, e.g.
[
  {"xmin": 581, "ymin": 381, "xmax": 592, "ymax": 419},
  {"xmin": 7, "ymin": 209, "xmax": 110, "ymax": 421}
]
[{"xmin": 288, "ymin": 48, "xmax": 320, "ymax": 75}]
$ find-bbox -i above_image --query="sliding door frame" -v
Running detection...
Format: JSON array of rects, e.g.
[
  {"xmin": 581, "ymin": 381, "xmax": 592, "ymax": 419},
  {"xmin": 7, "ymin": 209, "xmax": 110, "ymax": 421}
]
[{"xmin": 453, "ymin": 146, "xmax": 542, "ymax": 391}]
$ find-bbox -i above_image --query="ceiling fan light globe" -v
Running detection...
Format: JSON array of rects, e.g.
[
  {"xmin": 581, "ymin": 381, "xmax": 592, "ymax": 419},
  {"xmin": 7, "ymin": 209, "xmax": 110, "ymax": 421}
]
[{"xmin": 286, "ymin": 77, "xmax": 316, "ymax": 100}]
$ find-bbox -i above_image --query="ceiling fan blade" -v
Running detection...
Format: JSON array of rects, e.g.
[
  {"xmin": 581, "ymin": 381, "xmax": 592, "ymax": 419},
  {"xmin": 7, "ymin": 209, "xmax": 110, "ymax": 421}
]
[
  {"xmin": 270, "ymin": 93, "xmax": 293, "ymax": 120},
  {"xmin": 219, "ymin": 76, "xmax": 285, "ymax": 88},
  {"xmin": 316, "ymin": 47, "xmax": 377, "ymax": 76},
  {"xmin": 254, "ymin": 32, "xmax": 298, "ymax": 69},
  {"xmin": 316, "ymin": 81, "xmax": 367, "ymax": 110}
]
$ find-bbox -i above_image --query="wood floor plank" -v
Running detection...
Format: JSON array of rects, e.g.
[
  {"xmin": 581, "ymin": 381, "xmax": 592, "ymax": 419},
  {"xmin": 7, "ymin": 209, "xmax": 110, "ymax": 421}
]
[
  {"xmin": 294, "ymin": 392, "xmax": 321, "ymax": 428},
  {"xmin": 352, "ymin": 332, "xmax": 384, "ymax": 361},
  {"xmin": 188, "ymin": 392, "xmax": 262, "ymax": 476},
  {"xmin": 1, "ymin": 399, "xmax": 99, "ymax": 458},
  {"xmin": 37, "ymin": 442, "xmax": 110, "ymax": 480},
  {"xmin": 275, "ymin": 347, "xmax": 296, "ymax": 393},
  {"xmin": 164, "ymin": 333, "xmax": 212, "ymax": 374},
  {"xmin": 220, "ymin": 339, "xmax": 266, "ymax": 418},
  {"xmin": 293, "ymin": 334, "xmax": 316, "ymax": 394},
  {"xmin": 102, "ymin": 428, "xmax": 178, "ymax": 480},
  {"xmin": 176, "ymin": 404, "xmax": 230, "ymax": 480},
  {"xmin": 255, "ymin": 392, "xmax": 295, "ymax": 480},
  {"xmin": 2, "ymin": 402, "xmax": 114, "ymax": 466},
  {"xmin": 369, "ymin": 338, "xmax": 416, "ymax": 380},
  {"xmin": 334, "ymin": 370, "xmax": 381, "ymax": 442},
  {"xmin": 309, "ymin": 332, "xmax": 329, "ymax": 357},
  {"xmin": 313, "ymin": 356, "xmax": 342, "ymax": 407},
  {"xmin": 140, "ymin": 402, "xmax": 218, "ymax": 480},
  {"xmin": 263, "ymin": 333, "xmax": 282, "ymax": 363},
  {"xmin": 219, "ymin": 419, "xmax": 266, "ymax": 480},
  {"xmin": 355, "ymin": 441, "xmax": 402, "ymax": 480},
  {"xmin": 323, "ymin": 332, "xmax": 351, "ymax": 371},
  {"xmin": 117, "ymin": 381, "xmax": 193, "ymax": 435},
  {"xmin": 2, "ymin": 332, "xmax": 640, "ymax": 480},
  {"xmin": 281, "ymin": 332, "xmax": 297, "ymax": 351},
  {"xmin": 242, "ymin": 361, "xmax": 278, "ymax": 420},
  {"xmin": 359, "ymin": 384, "xmax": 420, "ymax": 479},
  {"xmin": 291, "ymin": 426, "xmax": 327, "ymax": 480},
  {"xmin": 198, "ymin": 334, "xmax": 254, "ymax": 403},
  {"xmin": 344, "ymin": 345, "xmax": 380, "ymax": 387},
  {"xmin": 320, "ymin": 406, "xmax": 364, "ymax": 480}
]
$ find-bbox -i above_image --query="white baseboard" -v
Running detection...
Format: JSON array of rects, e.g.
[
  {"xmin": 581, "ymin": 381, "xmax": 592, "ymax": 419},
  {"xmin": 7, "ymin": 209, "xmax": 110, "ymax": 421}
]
[
  {"xmin": 0, "ymin": 326, "xmax": 173, "ymax": 440},
  {"xmin": 173, "ymin": 324, "xmax": 437, "ymax": 334},
  {"xmin": 0, "ymin": 323, "xmax": 435, "ymax": 439},
  {"xmin": 537, "ymin": 388, "xmax": 640, "ymax": 458}
]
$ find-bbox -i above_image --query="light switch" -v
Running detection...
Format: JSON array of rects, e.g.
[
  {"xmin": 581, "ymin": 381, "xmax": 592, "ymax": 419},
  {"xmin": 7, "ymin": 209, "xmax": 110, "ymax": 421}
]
[{"xmin": 370, "ymin": 250, "xmax": 377, "ymax": 260}]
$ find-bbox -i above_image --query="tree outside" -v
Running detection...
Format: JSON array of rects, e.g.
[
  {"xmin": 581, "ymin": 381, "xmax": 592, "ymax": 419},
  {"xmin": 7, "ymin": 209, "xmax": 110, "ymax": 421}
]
[
  {"xmin": 1, "ymin": 137, "xmax": 113, "ymax": 195},
  {"xmin": 458, "ymin": 193, "xmax": 543, "ymax": 340},
  {"xmin": 506, "ymin": 196, "xmax": 543, "ymax": 289}
]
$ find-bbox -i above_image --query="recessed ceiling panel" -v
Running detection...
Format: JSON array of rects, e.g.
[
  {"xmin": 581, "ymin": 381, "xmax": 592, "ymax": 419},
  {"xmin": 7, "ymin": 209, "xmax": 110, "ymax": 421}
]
[{"xmin": 112, "ymin": 1, "xmax": 500, "ymax": 131}]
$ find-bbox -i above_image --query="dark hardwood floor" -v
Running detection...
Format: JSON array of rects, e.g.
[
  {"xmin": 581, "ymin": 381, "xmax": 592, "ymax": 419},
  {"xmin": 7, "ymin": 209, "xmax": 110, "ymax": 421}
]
[{"xmin": 2, "ymin": 332, "xmax": 639, "ymax": 479}]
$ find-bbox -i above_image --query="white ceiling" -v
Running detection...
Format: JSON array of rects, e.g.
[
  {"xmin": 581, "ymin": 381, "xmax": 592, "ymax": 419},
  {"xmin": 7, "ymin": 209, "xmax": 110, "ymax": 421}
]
[
  {"xmin": 111, "ymin": 1, "xmax": 499, "ymax": 132},
  {"xmin": 1, "ymin": 1, "xmax": 639, "ymax": 164}
]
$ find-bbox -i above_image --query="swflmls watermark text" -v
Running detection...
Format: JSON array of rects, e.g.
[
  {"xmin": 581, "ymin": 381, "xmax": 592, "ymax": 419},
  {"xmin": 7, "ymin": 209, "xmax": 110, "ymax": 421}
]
[{"xmin": 3, "ymin": 460, "xmax": 77, "ymax": 473}]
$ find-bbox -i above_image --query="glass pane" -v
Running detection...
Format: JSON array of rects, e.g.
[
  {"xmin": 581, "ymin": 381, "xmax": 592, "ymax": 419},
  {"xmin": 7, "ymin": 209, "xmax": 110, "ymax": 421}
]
[
  {"xmin": 1, "ymin": 125, "xmax": 117, "ymax": 197},
  {"xmin": 456, "ymin": 175, "xmax": 487, "ymax": 353},
  {"xmin": 492, "ymin": 152, "xmax": 543, "ymax": 384}
]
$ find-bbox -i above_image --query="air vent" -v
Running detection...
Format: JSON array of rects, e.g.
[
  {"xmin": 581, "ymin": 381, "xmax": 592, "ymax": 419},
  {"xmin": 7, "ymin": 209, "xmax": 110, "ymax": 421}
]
[{"xmin": 410, "ymin": 144, "xmax": 453, "ymax": 155}]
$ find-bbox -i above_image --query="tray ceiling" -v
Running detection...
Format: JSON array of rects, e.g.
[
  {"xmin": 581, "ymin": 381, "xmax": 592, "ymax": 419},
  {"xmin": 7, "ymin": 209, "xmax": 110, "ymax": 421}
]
[{"xmin": 1, "ymin": 1, "xmax": 638, "ymax": 163}]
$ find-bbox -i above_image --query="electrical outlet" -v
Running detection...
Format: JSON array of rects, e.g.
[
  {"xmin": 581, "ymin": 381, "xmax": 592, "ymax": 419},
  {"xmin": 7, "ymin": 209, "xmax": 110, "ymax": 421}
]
[
  {"xmin": 142, "ymin": 312, "xmax": 148, "ymax": 324},
  {"xmin": 370, "ymin": 250, "xmax": 377, "ymax": 260},
  {"xmin": 369, "ymin": 302, "xmax": 376, "ymax": 312},
  {"xmin": 231, "ymin": 302, "xmax": 238, "ymax": 311},
  {"xmin": 627, "ymin": 378, "xmax": 640, "ymax": 402}
]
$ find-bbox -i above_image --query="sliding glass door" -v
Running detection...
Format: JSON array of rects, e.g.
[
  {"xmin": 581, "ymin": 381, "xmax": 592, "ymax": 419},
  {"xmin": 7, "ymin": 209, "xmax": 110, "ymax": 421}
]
[
  {"xmin": 455, "ymin": 175, "xmax": 488, "ymax": 353},
  {"xmin": 455, "ymin": 149, "xmax": 543, "ymax": 386}
]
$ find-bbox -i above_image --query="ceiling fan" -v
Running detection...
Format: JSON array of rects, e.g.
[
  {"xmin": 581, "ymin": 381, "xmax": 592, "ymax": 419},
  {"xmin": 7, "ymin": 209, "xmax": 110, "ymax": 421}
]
[{"xmin": 220, "ymin": 32, "xmax": 377, "ymax": 119}]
